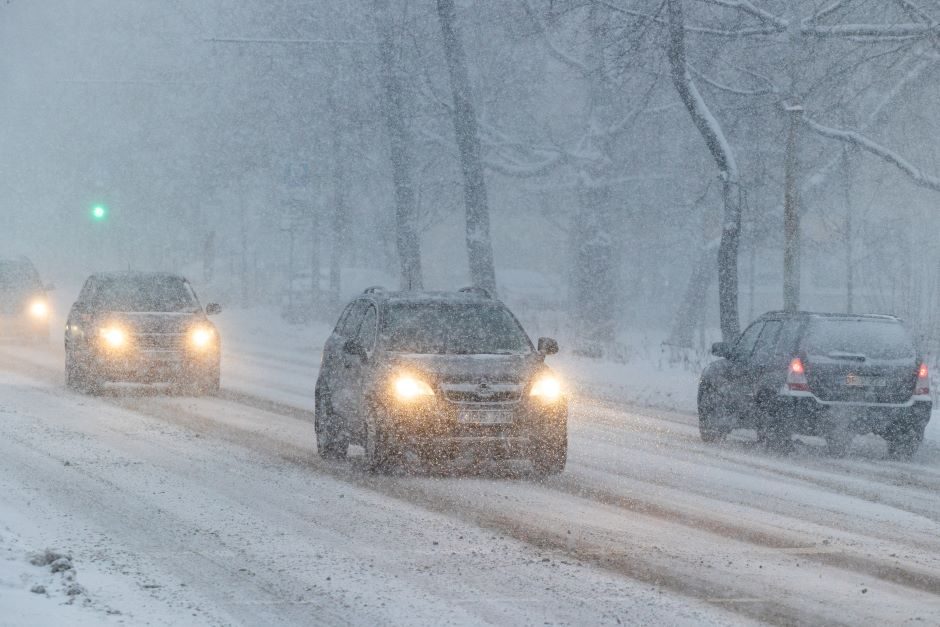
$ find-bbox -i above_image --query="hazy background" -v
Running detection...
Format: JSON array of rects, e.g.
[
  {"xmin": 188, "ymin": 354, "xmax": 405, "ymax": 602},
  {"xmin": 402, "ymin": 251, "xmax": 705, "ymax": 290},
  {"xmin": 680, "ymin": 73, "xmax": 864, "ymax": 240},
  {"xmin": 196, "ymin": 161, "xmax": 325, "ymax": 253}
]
[{"xmin": 3, "ymin": 1, "xmax": 940, "ymax": 353}]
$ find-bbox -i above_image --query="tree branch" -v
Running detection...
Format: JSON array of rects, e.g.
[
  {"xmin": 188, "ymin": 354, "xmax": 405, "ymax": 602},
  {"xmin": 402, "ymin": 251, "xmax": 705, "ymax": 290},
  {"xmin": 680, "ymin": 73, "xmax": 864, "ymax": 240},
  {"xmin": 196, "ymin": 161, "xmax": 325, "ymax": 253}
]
[
  {"xmin": 522, "ymin": 0, "xmax": 590, "ymax": 75},
  {"xmin": 803, "ymin": 115, "xmax": 940, "ymax": 193}
]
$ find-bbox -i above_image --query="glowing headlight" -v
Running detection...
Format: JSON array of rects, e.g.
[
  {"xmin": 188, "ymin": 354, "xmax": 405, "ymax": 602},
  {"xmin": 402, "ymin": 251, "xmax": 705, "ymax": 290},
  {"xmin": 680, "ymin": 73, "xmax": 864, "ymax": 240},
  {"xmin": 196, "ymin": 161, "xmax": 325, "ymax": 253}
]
[
  {"xmin": 190, "ymin": 327, "xmax": 215, "ymax": 349},
  {"xmin": 393, "ymin": 375, "xmax": 435, "ymax": 401},
  {"xmin": 530, "ymin": 375, "xmax": 563, "ymax": 402},
  {"xmin": 29, "ymin": 300, "xmax": 49, "ymax": 319},
  {"xmin": 99, "ymin": 326, "xmax": 127, "ymax": 349}
]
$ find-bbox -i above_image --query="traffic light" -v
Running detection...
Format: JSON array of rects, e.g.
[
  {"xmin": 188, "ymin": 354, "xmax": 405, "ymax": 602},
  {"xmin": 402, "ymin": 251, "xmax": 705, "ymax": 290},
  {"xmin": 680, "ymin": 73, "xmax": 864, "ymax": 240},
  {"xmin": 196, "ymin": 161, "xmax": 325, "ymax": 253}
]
[{"xmin": 91, "ymin": 204, "xmax": 107, "ymax": 221}]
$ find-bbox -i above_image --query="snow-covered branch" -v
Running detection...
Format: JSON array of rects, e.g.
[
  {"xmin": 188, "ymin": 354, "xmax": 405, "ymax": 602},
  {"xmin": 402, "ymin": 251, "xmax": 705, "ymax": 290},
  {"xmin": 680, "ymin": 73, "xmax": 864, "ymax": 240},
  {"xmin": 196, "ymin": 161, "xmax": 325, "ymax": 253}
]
[
  {"xmin": 687, "ymin": 63, "xmax": 775, "ymax": 95},
  {"xmin": 803, "ymin": 115, "xmax": 940, "ymax": 193},
  {"xmin": 694, "ymin": 0, "xmax": 787, "ymax": 29},
  {"xmin": 522, "ymin": 0, "xmax": 589, "ymax": 75},
  {"xmin": 804, "ymin": 23, "xmax": 940, "ymax": 39}
]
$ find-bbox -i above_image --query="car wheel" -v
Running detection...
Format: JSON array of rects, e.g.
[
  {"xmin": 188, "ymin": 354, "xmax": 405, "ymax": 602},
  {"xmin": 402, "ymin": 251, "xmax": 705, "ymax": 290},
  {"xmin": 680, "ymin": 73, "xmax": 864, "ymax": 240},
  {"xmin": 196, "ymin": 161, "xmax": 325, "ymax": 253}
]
[
  {"xmin": 315, "ymin": 391, "xmax": 348, "ymax": 460},
  {"xmin": 66, "ymin": 351, "xmax": 100, "ymax": 394},
  {"xmin": 529, "ymin": 421, "xmax": 567, "ymax": 477},
  {"xmin": 698, "ymin": 384, "xmax": 731, "ymax": 443},
  {"xmin": 885, "ymin": 423, "xmax": 924, "ymax": 461},
  {"xmin": 826, "ymin": 427, "xmax": 854, "ymax": 458},
  {"xmin": 364, "ymin": 412, "xmax": 402, "ymax": 473},
  {"xmin": 197, "ymin": 367, "xmax": 221, "ymax": 396}
]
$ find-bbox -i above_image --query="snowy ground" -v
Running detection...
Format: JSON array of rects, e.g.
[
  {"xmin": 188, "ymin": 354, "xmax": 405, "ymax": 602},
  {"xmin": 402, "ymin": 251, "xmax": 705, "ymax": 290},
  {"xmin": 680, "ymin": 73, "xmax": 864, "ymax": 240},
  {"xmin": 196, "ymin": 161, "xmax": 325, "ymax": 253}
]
[{"xmin": 1, "ymin": 307, "xmax": 939, "ymax": 624}]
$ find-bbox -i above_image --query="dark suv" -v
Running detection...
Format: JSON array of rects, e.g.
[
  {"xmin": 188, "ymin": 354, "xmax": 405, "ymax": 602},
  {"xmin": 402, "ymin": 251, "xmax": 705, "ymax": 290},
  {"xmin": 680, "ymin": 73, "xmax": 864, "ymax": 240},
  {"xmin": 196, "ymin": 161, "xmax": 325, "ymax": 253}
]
[
  {"xmin": 0, "ymin": 257, "xmax": 53, "ymax": 342},
  {"xmin": 314, "ymin": 288, "xmax": 568, "ymax": 474},
  {"xmin": 698, "ymin": 311, "xmax": 931, "ymax": 458},
  {"xmin": 65, "ymin": 272, "xmax": 222, "ymax": 394}
]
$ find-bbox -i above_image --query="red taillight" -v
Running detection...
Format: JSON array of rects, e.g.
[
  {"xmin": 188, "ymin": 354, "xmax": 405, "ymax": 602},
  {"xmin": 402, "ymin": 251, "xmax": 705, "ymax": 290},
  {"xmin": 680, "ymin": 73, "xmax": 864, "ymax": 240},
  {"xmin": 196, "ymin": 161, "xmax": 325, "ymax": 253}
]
[
  {"xmin": 787, "ymin": 357, "xmax": 809, "ymax": 392},
  {"xmin": 915, "ymin": 362, "xmax": 930, "ymax": 396}
]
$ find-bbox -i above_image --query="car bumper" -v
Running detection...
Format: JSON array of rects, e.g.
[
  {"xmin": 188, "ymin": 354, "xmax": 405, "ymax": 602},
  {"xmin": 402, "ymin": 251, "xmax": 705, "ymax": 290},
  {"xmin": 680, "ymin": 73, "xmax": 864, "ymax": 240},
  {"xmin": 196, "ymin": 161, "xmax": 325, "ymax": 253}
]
[
  {"xmin": 84, "ymin": 349, "xmax": 218, "ymax": 383},
  {"xmin": 0, "ymin": 315, "xmax": 49, "ymax": 338},
  {"xmin": 380, "ymin": 398, "xmax": 568, "ymax": 445},
  {"xmin": 775, "ymin": 391, "xmax": 931, "ymax": 436}
]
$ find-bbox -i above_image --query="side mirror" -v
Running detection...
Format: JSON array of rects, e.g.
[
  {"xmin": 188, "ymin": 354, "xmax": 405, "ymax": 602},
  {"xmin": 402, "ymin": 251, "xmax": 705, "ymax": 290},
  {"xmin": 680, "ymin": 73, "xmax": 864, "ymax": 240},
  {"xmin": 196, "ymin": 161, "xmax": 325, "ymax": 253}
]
[
  {"xmin": 711, "ymin": 341, "xmax": 732, "ymax": 359},
  {"xmin": 44, "ymin": 283, "xmax": 56, "ymax": 292},
  {"xmin": 538, "ymin": 337, "xmax": 559, "ymax": 355},
  {"xmin": 205, "ymin": 303, "xmax": 222, "ymax": 316},
  {"xmin": 343, "ymin": 338, "xmax": 367, "ymax": 361}
]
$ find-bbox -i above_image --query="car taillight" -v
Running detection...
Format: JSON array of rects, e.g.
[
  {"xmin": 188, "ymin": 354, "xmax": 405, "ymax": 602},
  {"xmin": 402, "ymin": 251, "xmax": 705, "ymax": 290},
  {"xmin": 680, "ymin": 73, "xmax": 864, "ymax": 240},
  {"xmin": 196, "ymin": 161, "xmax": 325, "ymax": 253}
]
[
  {"xmin": 915, "ymin": 362, "xmax": 930, "ymax": 396},
  {"xmin": 787, "ymin": 357, "xmax": 809, "ymax": 392}
]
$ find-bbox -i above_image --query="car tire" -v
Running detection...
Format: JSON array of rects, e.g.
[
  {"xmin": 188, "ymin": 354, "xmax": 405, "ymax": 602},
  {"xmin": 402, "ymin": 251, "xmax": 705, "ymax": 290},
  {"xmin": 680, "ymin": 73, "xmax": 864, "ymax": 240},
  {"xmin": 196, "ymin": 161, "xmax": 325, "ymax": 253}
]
[
  {"xmin": 698, "ymin": 384, "xmax": 732, "ymax": 443},
  {"xmin": 364, "ymin": 412, "xmax": 402, "ymax": 473},
  {"xmin": 826, "ymin": 428, "xmax": 854, "ymax": 458},
  {"xmin": 315, "ymin": 391, "xmax": 348, "ymax": 460},
  {"xmin": 530, "ymin": 421, "xmax": 567, "ymax": 477},
  {"xmin": 66, "ymin": 351, "xmax": 100, "ymax": 395},
  {"xmin": 885, "ymin": 423, "xmax": 924, "ymax": 461},
  {"xmin": 197, "ymin": 366, "xmax": 221, "ymax": 396}
]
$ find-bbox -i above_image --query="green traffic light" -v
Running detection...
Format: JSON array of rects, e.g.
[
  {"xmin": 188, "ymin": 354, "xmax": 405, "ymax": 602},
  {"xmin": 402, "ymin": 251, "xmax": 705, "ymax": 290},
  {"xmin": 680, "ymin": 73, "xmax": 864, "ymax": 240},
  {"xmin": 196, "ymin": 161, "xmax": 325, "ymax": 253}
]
[{"xmin": 91, "ymin": 205, "xmax": 107, "ymax": 220}]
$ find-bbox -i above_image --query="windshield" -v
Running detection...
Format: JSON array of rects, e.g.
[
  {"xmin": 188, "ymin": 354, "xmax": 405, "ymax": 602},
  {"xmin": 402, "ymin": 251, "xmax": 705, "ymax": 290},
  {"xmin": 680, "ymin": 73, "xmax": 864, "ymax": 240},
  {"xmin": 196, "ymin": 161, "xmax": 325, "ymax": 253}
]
[
  {"xmin": 0, "ymin": 262, "xmax": 40, "ymax": 299},
  {"xmin": 803, "ymin": 319, "xmax": 916, "ymax": 361},
  {"xmin": 382, "ymin": 302, "xmax": 531, "ymax": 355},
  {"xmin": 90, "ymin": 276, "xmax": 200, "ymax": 313}
]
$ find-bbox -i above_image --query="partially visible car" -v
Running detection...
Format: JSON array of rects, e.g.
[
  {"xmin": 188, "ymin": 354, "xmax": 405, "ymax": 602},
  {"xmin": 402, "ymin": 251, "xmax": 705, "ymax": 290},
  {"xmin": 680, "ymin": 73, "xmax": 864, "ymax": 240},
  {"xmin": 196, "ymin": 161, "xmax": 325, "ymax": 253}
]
[
  {"xmin": 698, "ymin": 311, "xmax": 931, "ymax": 459},
  {"xmin": 64, "ymin": 272, "xmax": 222, "ymax": 394},
  {"xmin": 314, "ymin": 287, "xmax": 567, "ymax": 475},
  {"xmin": 0, "ymin": 256, "xmax": 53, "ymax": 343}
]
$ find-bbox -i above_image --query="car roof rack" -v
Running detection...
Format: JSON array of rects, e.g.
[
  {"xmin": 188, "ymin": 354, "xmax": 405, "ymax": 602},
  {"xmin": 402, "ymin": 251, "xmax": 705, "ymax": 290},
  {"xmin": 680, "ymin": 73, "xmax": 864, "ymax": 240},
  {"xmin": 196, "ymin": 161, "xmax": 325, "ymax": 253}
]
[
  {"xmin": 363, "ymin": 286, "xmax": 385, "ymax": 294},
  {"xmin": 458, "ymin": 286, "xmax": 492, "ymax": 298}
]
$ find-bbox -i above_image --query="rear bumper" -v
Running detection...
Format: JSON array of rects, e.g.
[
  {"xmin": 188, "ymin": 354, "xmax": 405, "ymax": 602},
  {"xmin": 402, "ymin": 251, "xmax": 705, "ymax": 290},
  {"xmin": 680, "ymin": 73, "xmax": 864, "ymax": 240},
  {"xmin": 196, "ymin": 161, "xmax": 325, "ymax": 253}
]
[{"xmin": 775, "ymin": 391, "xmax": 931, "ymax": 435}]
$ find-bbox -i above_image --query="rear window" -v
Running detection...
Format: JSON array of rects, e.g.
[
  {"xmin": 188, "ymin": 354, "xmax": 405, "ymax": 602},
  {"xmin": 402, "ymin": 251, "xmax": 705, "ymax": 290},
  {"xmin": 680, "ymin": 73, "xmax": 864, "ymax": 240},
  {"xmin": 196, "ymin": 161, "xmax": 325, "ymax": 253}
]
[{"xmin": 803, "ymin": 319, "xmax": 915, "ymax": 360}]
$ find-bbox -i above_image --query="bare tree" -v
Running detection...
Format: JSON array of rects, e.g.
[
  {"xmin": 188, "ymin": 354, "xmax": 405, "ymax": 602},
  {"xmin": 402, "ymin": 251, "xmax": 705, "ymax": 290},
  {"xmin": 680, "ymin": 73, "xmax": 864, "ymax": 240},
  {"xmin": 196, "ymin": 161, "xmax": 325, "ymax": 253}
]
[
  {"xmin": 376, "ymin": 0, "xmax": 424, "ymax": 290},
  {"xmin": 435, "ymin": 0, "xmax": 496, "ymax": 293}
]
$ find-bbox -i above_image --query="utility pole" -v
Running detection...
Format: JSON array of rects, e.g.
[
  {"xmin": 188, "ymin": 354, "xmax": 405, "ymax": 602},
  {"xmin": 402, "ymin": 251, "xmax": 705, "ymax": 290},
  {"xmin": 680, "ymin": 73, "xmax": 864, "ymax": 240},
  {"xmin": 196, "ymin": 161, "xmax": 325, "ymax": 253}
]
[{"xmin": 841, "ymin": 142, "xmax": 854, "ymax": 313}]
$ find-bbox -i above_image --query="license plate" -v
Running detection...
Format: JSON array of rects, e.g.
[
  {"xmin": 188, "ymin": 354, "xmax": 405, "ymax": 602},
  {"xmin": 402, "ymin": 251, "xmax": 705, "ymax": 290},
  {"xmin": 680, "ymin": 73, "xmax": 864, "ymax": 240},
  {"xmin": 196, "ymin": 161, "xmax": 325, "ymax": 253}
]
[
  {"xmin": 457, "ymin": 409, "xmax": 514, "ymax": 425},
  {"xmin": 845, "ymin": 374, "xmax": 887, "ymax": 387}
]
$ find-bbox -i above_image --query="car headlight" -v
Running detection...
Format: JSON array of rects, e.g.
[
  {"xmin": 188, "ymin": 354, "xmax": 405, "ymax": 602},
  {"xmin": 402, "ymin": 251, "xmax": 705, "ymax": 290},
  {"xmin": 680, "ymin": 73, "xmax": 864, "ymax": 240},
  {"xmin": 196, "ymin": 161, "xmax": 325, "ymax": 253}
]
[
  {"xmin": 393, "ymin": 375, "xmax": 435, "ymax": 401},
  {"xmin": 99, "ymin": 326, "xmax": 127, "ymax": 349},
  {"xmin": 29, "ymin": 300, "xmax": 49, "ymax": 319},
  {"xmin": 190, "ymin": 327, "xmax": 216, "ymax": 349},
  {"xmin": 530, "ymin": 374, "xmax": 563, "ymax": 402}
]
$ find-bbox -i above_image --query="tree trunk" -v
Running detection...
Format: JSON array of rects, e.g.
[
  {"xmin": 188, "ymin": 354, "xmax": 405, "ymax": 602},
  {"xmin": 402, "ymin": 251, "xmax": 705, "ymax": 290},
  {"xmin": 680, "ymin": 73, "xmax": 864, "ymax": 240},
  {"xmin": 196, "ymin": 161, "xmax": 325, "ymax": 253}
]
[
  {"xmin": 435, "ymin": 0, "xmax": 497, "ymax": 294},
  {"xmin": 783, "ymin": 106, "xmax": 802, "ymax": 311},
  {"xmin": 668, "ymin": 242, "xmax": 716, "ymax": 348},
  {"xmin": 841, "ymin": 142, "xmax": 853, "ymax": 314},
  {"xmin": 571, "ymin": 183, "xmax": 618, "ymax": 349},
  {"xmin": 666, "ymin": 0, "xmax": 741, "ymax": 341},
  {"xmin": 375, "ymin": 0, "xmax": 423, "ymax": 290}
]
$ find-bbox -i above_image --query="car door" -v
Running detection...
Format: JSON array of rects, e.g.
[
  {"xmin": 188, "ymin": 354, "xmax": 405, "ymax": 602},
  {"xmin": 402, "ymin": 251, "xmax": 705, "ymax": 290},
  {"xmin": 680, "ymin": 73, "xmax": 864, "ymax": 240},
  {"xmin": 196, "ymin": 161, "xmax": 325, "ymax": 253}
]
[
  {"xmin": 748, "ymin": 319, "xmax": 784, "ymax": 411},
  {"xmin": 724, "ymin": 320, "xmax": 765, "ymax": 417},
  {"xmin": 327, "ymin": 300, "xmax": 368, "ymax": 416},
  {"xmin": 344, "ymin": 303, "xmax": 379, "ymax": 434}
]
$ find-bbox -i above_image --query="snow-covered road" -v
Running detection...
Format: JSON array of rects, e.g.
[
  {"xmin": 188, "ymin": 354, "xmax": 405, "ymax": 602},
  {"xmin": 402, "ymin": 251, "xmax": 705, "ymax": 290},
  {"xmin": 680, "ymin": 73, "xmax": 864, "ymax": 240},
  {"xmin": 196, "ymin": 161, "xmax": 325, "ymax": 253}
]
[{"xmin": 1, "ymin": 331, "xmax": 939, "ymax": 625}]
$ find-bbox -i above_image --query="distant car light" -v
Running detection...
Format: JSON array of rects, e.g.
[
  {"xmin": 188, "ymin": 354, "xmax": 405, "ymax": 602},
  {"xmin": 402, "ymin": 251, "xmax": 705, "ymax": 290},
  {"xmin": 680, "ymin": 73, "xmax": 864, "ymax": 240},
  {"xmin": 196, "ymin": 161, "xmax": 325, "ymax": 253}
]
[
  {"xmin": 99, "ymin": 326, "xmax": 127, "ymax": 349},
  {"xmin": 393, "ymin": 375, "xmax": 435, "ymax": 401},
  {"xmin": 29, "ymin": 300, "xmax": 49, "ymax": 319},
  {"xmin": 190, "ymin": 327, "xmax": 215, "ymax": 349},
  {"xmin": 530, "ymin": 374, "xmax": 563, "ymax": 402}
]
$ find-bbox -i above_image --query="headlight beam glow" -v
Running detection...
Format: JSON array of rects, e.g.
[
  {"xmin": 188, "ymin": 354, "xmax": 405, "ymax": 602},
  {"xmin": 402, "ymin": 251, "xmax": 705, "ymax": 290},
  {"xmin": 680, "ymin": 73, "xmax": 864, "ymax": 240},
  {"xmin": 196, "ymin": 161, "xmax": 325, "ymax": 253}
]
[
  {"xmin": 530, "ymin": 375, "xmax": 563, "ymax": 402},
  {"xmin": 393, "ymin": 375, "xmax": 435, "ymax": 401}
]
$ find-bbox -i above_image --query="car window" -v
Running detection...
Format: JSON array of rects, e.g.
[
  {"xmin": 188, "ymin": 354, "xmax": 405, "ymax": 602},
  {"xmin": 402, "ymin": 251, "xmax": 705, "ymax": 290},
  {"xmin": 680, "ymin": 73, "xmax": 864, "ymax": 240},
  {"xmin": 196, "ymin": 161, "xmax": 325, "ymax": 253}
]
[
  {"xmin": 89, "ymin": 276, "xmax": 199, "ymax": 313},
  {"xmin": 733, "ymin": 322, "xmax": 764, "ymax": 361},
  {"xmin": 338, "ymin": 301, "xmax": 368, "ymax": 337},
  {"xmin": 357, "ymin": 305, "xmax": 378, "ymax": 351},
  {"xmin": 775, "ymin": 319, "xmax": 803, "ymax": 359},
  {"xmin": 382, "ymin": 302, "xmax": 532, "ymax": 355},
  {"xmin": 803, "ymin": 319, "xmax": 915, "ymax": 360},
  {"xmin": 333, "ymin": 302, "xmax": 356, "ymax": 335},
  {"xmin": 752, "ymin": 320, "xmax": 782, "ymax": 365}
]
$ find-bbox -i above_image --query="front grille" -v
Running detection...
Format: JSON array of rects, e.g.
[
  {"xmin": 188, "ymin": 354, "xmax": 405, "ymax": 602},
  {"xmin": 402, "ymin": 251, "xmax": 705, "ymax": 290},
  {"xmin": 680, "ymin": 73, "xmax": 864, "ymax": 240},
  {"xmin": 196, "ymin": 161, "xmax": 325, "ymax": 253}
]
[
  {"xmin": 135, "ymin": 333, "xmax": 185, "ymax": 351},
  {"xmin": 441, "ymin": 383, "xmax": 522, "ymax": 404}
]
